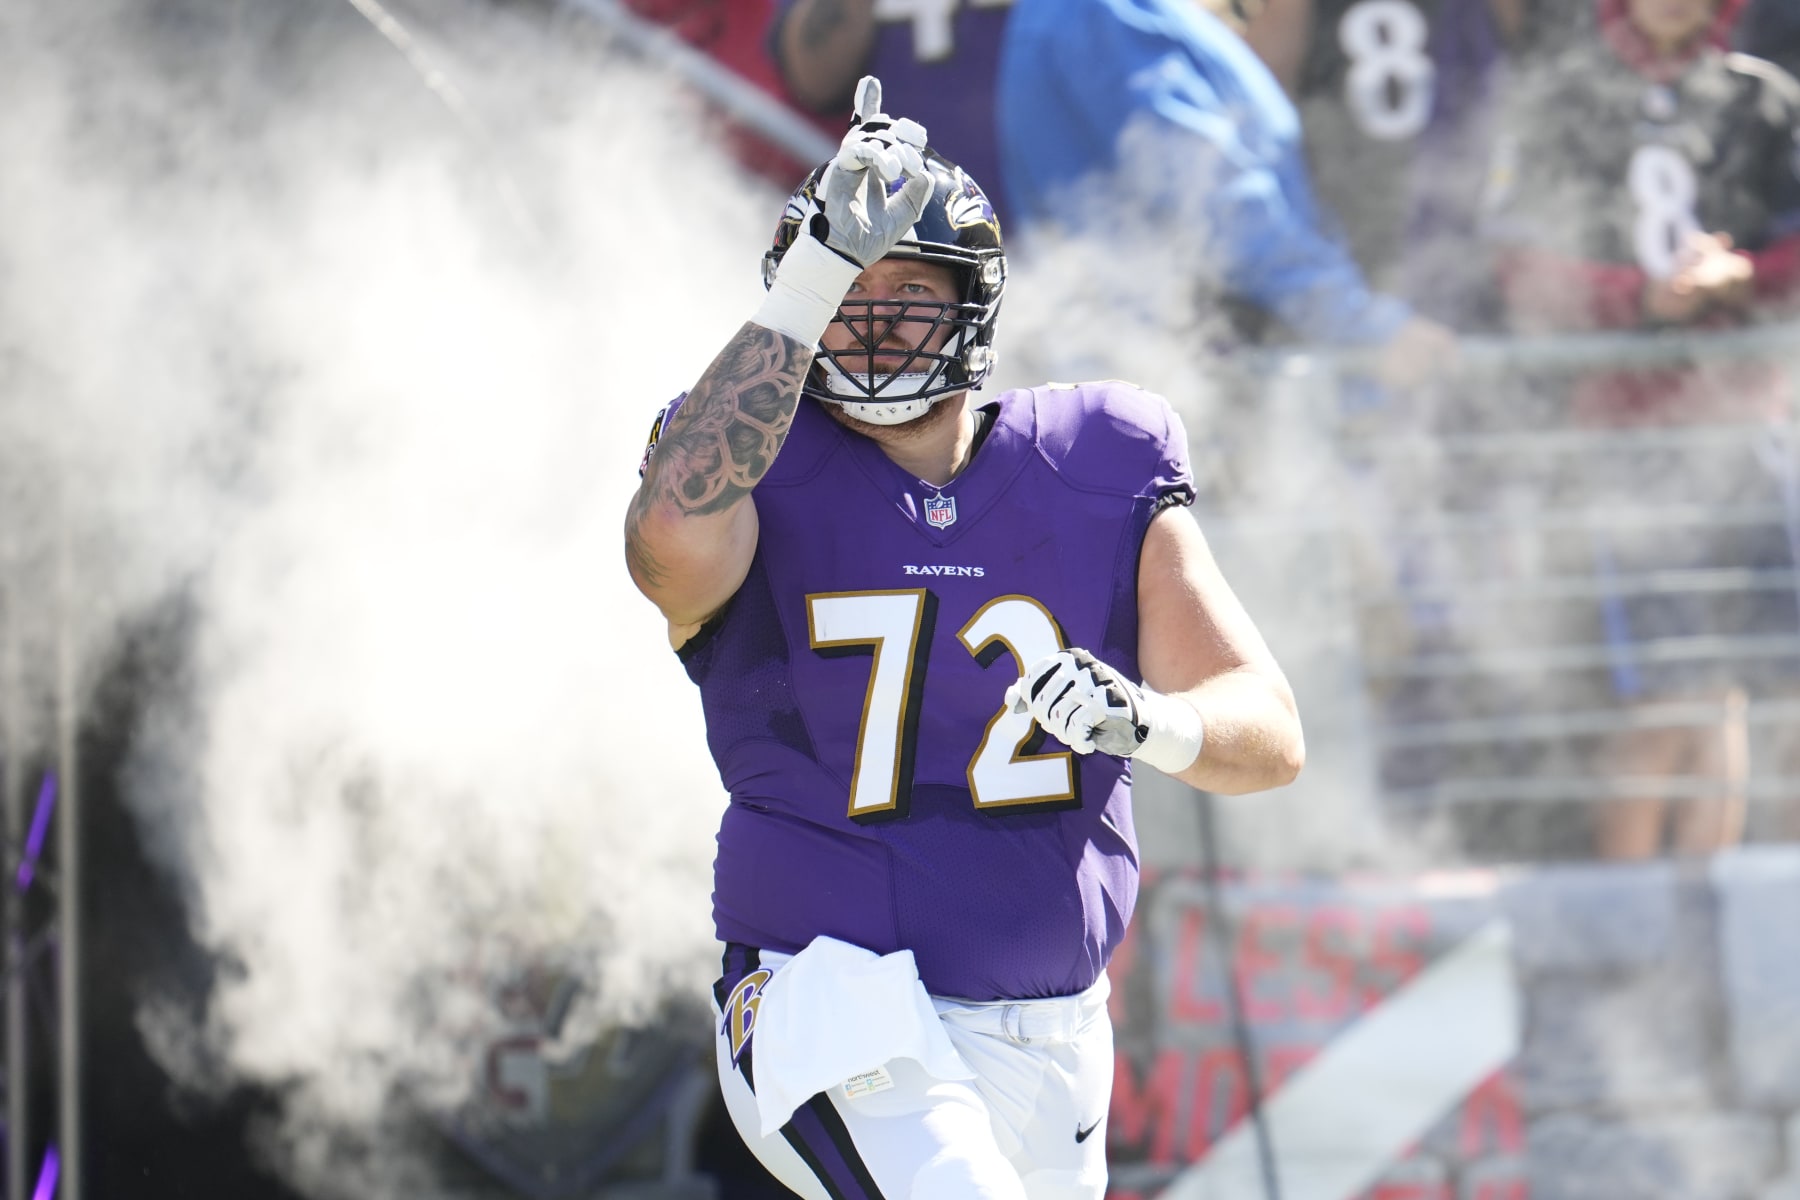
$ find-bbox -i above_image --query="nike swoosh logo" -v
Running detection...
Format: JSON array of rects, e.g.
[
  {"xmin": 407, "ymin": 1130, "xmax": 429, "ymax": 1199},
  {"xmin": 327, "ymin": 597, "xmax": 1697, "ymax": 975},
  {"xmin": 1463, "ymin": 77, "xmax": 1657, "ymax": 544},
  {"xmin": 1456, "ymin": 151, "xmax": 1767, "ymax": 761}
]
[{"xmin": 1076, "ymin": 1118, "xmax": 1102, "ymax": 1143}]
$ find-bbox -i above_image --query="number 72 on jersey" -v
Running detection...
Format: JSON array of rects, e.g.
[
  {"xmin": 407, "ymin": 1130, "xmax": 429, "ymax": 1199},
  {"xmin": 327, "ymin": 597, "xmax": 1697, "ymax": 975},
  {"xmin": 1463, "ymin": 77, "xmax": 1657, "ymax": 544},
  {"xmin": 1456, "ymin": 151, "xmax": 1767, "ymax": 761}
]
[{"xmin": 808, "ymin": 589, "xmax": 1081, "ymax": 821}]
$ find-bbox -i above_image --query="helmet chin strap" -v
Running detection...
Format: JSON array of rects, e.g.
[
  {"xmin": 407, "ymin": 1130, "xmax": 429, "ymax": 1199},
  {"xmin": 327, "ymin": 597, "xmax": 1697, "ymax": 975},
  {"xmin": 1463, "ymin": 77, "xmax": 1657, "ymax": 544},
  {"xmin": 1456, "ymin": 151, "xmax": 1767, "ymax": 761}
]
[{"xmin": 814, "ymin": 358, "xmax": 949, "ymax": 426}]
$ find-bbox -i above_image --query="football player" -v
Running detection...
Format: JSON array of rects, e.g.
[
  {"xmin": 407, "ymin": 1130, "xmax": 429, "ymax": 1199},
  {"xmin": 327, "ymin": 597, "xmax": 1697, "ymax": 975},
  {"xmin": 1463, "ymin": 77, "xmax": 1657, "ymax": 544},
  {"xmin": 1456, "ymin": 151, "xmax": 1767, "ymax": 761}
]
[{"xmin": 624, "ymin": 77, "xmax": 1304, "ymax": 1198}]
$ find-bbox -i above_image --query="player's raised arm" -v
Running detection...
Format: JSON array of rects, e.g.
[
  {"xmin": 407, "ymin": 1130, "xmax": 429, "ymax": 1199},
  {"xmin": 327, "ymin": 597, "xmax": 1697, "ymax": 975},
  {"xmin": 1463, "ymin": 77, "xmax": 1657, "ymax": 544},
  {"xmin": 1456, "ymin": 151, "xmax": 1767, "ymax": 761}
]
[{"xmin": 623, "ymin": 77, "xmax": 932, "ymax": 637}]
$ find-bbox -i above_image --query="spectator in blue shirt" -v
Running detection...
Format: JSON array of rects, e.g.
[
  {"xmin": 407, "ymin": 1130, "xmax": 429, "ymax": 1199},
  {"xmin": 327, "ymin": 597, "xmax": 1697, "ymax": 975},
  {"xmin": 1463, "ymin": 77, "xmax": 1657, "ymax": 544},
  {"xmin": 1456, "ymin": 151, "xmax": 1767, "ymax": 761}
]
[{"xmin": 996, "ymin": 0, "xmax": 1456, "ymax": 386}]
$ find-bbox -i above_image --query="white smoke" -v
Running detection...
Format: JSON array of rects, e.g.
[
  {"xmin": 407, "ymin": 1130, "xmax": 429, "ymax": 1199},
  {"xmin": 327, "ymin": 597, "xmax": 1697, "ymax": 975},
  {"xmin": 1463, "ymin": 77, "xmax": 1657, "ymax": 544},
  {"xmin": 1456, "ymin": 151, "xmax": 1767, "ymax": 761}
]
[
  {"xmin": 997, "ymin": 220, "xmax": 1405, "ymax": 874},
  {"xmin": 2, "ymin": 0, "xmax": 767, "ymax": 1191}
]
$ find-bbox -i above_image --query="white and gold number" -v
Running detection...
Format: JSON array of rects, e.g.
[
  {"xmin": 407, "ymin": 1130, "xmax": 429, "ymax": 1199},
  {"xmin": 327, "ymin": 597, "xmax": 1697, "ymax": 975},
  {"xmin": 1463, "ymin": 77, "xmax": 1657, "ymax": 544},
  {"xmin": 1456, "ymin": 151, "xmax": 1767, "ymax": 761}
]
[
  {"xmin": 808, "ymin": 590, "xmax": 936, "ymax": 821},
  {"xmin": 959, "ymin": 597, "xmax": 1077, "ymax": 809},
  {"xmin": 1339, "ymin": 0, "xmax": 1435, "ymax": 141},
  {"xmin": 1628, "ymin": 143, "xmax": 1701, "ymax": 279},
  {"xmin": 808, "ymin": 589, "xmax": 1077, "ymax": 821},
  {"xmin": 874, "ymin": 0, "xmax": 1011, "ymax": 63}
]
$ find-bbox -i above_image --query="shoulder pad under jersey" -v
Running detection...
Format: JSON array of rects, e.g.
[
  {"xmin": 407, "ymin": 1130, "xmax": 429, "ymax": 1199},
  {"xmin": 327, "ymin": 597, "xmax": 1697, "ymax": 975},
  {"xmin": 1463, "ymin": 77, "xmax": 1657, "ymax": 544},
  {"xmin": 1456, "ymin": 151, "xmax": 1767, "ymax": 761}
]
[{"xmin": 1026, "ymin": 379, "xmax": 1194, "ymax": 501}]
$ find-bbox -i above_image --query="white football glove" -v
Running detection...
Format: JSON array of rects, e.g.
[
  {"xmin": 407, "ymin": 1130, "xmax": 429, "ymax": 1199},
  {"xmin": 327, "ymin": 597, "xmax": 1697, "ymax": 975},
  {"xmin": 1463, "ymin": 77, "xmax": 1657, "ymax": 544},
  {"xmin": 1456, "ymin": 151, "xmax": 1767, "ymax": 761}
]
[
  {"xmin": 752, "ymin": 76, "xmax": 933, "ymax": 345},
  {"xmin": 812, "ymin": 76, "xmax": 932, "ymax": 269},
  {"xmin": 1004, "ymin": 648, "xmax": 1205, "ymax": 775}
]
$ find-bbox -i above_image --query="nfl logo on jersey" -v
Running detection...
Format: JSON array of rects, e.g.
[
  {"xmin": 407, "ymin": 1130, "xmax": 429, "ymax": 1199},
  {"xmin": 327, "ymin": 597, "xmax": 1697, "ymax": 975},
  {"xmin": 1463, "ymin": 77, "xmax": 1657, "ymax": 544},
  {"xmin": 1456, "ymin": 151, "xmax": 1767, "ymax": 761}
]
[{"xmin": 924, "ymin": 494, "xmax": 957, "ymax": 528}]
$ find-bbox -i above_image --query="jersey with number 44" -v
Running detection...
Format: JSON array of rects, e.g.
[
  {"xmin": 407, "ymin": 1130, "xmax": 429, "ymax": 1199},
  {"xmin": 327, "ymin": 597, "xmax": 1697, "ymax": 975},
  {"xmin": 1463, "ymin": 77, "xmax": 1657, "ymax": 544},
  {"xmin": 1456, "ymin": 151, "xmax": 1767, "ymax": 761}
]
[{"xmin": 670, "ymin": 381, "xmax": 1193, "ymax": 1002}]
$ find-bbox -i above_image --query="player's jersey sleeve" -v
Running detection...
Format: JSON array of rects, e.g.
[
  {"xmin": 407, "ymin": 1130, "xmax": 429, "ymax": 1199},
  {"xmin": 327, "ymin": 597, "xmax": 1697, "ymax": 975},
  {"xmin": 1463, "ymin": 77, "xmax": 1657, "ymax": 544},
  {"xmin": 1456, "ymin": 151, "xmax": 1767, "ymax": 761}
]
[
  {"xmin": 637, "ymin": 393, "xmax": 686, "ymax": 479},
  {"xmin": 997, "ymin": 0, "xmax": 1411, "ymax": 346},
  {"xmin": 1033, "ymin": 379, "xmax": 1197, "ymax": 510}
]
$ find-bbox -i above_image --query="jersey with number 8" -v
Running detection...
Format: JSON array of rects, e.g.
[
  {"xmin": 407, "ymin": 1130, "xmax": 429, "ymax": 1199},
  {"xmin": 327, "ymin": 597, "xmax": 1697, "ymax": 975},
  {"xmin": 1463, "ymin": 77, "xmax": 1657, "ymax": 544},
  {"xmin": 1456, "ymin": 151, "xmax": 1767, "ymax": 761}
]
[
  {"xmin": 1293, "ymin": 0, "xmax": 1442, "ymax": 286},
  {"xmin": 1488, "ymin": 38, "xmax": 1800, "ymax": 281},
  {"xmin": 666, "ymin": 381, "xmax": 1193, "ymax": 1002}
]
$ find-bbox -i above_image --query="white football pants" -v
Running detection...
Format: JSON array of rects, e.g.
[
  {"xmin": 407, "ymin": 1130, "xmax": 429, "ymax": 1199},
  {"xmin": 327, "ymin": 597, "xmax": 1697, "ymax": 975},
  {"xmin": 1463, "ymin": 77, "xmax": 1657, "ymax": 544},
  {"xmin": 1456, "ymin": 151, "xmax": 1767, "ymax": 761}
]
[{"xmin": 712, "ymin": 944, "xmax": 1114, "ymax": 1200}]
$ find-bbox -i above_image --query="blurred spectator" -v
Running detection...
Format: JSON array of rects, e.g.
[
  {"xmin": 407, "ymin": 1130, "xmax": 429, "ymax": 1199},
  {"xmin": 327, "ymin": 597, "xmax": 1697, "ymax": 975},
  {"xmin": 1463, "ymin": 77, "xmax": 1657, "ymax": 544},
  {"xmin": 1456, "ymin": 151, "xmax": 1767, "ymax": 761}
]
[
  {"xmin": 768, "ymin": 0, "xmax": 1015, "ymax": 221},
  {"xmin": 1249, "ymin": 0, "xmax": 1500, "ymax": 308},
  {"xmin": 614, "ymin": 0, "xmax": 843, "ymax": 182},
  {"xmin": 1737, "ymin": 0, "xmax": 1800, "ymax": 78},
  {"xmin": 1484, "ymin": 0, "xmax": 1800, "ymax": 859},
  {"xmin": 1244, "ymin": 0, "xmax": 1579, "ymax": 330},
  {"xmin": 996, "ymin": 0, "xmax": 1457, "ymax": 389}
]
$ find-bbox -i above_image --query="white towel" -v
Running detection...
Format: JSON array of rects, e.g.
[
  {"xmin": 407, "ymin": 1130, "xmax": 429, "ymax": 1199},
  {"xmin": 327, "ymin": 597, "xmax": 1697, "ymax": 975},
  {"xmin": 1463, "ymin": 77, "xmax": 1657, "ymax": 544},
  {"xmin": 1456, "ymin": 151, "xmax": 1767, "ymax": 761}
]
[{"xmin": 750, "ymin": 935, "xmax": 975, "ymax": 1136}]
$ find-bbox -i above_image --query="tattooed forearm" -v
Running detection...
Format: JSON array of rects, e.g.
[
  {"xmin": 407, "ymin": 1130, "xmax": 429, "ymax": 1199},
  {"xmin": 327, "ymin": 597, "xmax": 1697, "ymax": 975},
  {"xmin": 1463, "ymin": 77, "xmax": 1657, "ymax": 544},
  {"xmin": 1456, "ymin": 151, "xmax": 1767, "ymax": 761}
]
[
  {"xmin": 625, "ymin": 324, "xmax": 806, "ymax": 588},
  {"xmin": 625, "ymin": 323, "xmax": 810, "ymax": 590},
  {"xmin": 651, "ymin": 325, "xmax": 809, "ymax": 513}
]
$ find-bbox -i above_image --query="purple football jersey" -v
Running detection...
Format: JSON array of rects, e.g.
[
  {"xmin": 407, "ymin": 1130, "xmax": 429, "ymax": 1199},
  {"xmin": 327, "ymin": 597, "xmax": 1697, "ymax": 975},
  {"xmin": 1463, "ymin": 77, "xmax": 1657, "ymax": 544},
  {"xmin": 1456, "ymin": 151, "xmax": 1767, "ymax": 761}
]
[{"xmin": 670, "ymin": 382, "xmax": 1194, "ymax": 1001}]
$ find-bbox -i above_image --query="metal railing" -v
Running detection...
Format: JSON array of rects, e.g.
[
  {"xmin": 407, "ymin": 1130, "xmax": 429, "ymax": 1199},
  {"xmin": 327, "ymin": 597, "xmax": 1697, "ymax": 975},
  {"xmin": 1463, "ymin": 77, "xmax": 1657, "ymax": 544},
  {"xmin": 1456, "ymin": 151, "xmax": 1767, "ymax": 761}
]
[{"xmin": 1215, "ymin": 319, "xmax": 1800, "ymax": 843}]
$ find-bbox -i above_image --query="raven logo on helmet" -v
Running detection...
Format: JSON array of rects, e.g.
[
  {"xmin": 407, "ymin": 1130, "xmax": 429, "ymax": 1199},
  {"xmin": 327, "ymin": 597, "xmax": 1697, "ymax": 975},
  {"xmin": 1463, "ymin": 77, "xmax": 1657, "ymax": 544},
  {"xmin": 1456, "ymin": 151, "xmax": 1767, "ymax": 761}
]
[{"xmin": 945, "ymin": 170, "xmax": 998, "ymax": 235}]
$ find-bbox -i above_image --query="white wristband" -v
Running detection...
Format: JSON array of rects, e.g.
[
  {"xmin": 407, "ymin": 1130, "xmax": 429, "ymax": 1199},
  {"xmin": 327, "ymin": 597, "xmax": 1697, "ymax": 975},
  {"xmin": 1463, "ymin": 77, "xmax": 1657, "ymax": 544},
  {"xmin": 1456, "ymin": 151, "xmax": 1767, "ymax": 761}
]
[
  {"xmin": 1134, "ymin": 689, "xmax": 1205, "ymax": 775},
  {"xmin": 750, "ymin": 233, "xmax": 862, "ymax": 347}
]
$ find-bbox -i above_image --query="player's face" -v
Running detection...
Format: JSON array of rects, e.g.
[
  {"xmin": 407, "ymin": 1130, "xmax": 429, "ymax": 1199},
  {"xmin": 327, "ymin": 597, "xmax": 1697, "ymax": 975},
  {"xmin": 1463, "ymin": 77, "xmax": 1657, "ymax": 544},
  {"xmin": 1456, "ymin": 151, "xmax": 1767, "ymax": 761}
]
[
  {"xmin": 1625, "ymin": 0, "xmax": 1718, "ymax": 52},
  {"xmin": 823, "ymin": 258, "xmax": 962, "ymax": 376}
]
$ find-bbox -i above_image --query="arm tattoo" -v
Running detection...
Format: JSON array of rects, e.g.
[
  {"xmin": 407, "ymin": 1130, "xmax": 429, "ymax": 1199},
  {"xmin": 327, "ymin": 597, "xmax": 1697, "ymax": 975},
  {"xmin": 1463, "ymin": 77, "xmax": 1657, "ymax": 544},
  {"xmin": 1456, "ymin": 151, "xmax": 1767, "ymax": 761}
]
[
  {"xmin": 625, "ymin": 324, "xmax": 810, "ymax": 587},
  {"xmin": 654, "ymin": 326, "xmax": 808, "ymax": 513}
]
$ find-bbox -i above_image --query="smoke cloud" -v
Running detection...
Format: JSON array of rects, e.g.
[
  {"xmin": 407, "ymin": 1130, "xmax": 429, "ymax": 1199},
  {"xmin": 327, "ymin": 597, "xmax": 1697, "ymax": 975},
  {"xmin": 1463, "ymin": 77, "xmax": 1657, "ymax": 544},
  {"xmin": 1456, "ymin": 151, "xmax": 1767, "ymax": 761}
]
[{"xmin": 2, "ymin": 0, "xmax": 767, "ymax": 1191}]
